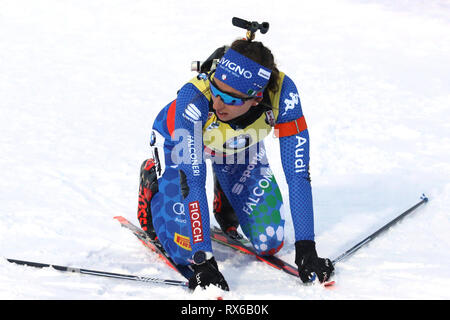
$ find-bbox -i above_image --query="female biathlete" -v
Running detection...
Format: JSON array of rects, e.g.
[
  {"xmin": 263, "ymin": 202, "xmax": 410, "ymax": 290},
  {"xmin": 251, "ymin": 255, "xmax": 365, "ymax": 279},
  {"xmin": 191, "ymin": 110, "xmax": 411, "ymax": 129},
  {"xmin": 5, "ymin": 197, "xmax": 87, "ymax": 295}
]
[{"xmin": 136, "ymin": 26, "xmax": 333, "ymax": 291}]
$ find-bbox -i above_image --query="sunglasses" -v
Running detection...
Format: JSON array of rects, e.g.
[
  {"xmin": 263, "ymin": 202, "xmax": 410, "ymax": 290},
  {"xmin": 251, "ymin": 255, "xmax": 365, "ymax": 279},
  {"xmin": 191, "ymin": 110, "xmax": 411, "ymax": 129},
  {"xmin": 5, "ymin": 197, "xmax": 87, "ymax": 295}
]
[{"xmin": 208, "ymin": 72, "xmax": 256, "ymax": 106}]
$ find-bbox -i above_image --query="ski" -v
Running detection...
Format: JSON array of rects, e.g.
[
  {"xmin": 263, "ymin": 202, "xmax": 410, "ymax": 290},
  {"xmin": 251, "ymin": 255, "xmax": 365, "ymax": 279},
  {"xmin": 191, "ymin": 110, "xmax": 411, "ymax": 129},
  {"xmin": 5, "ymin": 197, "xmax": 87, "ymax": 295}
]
[
  {"xmin": 6, "ymin": 258, "xmax": 188, "ymax": 287},
  {"xmin": 114, "ymin": 216, "xmax": 334, "ymax": 287},
  {"xmin": 210, "ymin": 227, "xmax": 335, "ymax": 287},
  {"xmin": 114, "ymin": 216, "xmax": 194, "ymax": 279}
]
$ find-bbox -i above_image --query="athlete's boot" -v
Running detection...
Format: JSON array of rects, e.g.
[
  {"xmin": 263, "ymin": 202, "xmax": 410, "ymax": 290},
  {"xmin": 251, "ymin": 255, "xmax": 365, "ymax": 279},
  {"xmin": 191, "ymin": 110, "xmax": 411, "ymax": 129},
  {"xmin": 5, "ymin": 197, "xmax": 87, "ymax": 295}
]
[
  {"xmin": 213, "ymin": 174, "xmax": 242, "ymax": 240},
  {"xmin": 137, "ymin": 158, "xmax": 159, "ymax": 240}
]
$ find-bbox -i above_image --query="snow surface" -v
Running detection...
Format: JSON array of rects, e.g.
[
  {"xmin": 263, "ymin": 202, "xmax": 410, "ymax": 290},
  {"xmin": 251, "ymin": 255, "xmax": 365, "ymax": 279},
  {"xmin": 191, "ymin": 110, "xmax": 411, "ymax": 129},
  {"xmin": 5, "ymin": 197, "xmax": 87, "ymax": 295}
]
[{"xmin": 0, "ymin": 0, "xmax": 449, "ymax": 300}]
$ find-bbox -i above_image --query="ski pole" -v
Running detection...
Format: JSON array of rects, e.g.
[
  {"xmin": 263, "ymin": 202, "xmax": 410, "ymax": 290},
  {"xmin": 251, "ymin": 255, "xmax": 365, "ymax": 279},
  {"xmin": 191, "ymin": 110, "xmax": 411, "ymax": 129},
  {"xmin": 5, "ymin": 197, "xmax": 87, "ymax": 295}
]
[
  {"xmin": 6, "ymin": 258, "xmax": 188, "ymax": 287},
  {"xmin": 332, "ymin": 194, "xmax": 429, "ymax": 264}
]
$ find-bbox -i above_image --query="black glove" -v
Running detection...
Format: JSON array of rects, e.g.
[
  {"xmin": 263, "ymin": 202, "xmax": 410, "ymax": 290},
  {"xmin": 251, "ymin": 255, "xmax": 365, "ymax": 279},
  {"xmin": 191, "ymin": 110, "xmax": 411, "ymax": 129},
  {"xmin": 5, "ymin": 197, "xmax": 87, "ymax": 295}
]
[
  {"xmin": 188, "ymin": 252, "xmax": 229, "ymax": 291},
  {"xmin": 295, "ymin": 240, "xmax": 334, "ymax": 283}
]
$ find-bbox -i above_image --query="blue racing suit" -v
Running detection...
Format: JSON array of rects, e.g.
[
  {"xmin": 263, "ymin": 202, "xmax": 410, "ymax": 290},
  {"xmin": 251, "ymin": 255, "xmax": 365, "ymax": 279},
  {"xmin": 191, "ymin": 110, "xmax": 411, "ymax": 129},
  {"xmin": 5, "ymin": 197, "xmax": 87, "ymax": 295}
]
[{"xmin": 147, "ymin": 71, "xmax": 314, "ymax": 265}]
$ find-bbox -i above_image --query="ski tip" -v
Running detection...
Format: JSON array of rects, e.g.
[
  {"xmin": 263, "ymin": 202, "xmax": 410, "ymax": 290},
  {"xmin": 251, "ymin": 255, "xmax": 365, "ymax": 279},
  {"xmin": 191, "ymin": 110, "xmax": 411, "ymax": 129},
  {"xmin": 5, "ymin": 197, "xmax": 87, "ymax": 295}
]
[
  {"xmin": 308, "ymin": 274, "xmax": 335, "ymax": 288},
  {"xmin": 421, "ymin": 194, "xmax": 429, "ymax": 203},
  {"xmin": 113, "ymin": 216, "xmax": 127, "ymax": 223}
]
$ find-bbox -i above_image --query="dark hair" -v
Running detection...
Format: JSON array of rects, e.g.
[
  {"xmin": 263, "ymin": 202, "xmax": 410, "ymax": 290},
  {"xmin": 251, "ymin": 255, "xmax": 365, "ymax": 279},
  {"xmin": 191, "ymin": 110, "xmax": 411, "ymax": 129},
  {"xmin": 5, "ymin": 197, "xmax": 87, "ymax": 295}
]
[{"xmin": 230, "ymin": 39, "xmax": 280, "ymax": 93}]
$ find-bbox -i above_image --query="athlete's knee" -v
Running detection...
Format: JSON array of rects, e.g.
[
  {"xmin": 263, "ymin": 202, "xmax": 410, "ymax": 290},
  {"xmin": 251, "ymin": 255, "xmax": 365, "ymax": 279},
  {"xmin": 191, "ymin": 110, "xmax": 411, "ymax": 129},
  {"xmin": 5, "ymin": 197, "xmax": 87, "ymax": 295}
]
[
  {"xmin": 250, "ymin": 225, "xmax": 285, "ymax": 256},
  {"xmin": 253, "ymin": 237, "xmax": 284, "ymax": 256},
  {"xmin": 162, "ymin": 235, "xmax": 193, "ymax": 266}
]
